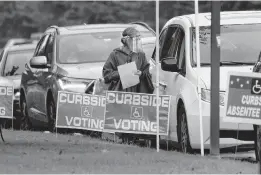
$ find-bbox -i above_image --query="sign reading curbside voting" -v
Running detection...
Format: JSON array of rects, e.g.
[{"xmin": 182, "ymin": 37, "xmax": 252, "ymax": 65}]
[
  {"xmin": 0, "ymin": 86, "xmax": 13, "ymax": 119},
  {"xmin": 224, "ymin": 72, "xmax": 261, "ymax": 125},
  {"xmin": 56, "ymin": 91, "xmax": 106, "ymax": 131},
  {"xmin": 103, "ymin": 91, "xmax": 171, "ymax": 135}
]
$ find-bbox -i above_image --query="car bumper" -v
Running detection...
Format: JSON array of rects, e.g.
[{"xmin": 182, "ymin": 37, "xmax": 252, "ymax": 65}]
[{"xmin": 187, "ymin": 100, "xmax": 254, "ymax": 149}]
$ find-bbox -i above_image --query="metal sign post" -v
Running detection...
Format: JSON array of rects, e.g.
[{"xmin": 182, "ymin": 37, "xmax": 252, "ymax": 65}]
[
  {"xmin": 210, "ymin": 0, "xmax": 221, "ymax": 156},
  {"xmin": 194, "ymin": 0, "xmax": 204, "ymax": 156},
  {"xmin": 258, "ymin": 147, "xmax": 261, "ymax": 174},
  {"xmin": 155, "ymin": 0, "xmax": 160, "ymax": 153}
]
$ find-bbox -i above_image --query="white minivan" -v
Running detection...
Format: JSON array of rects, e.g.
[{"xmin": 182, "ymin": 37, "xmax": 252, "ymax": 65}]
[{"xmin": 150, "ymin": 11, "xmax": 261, "ymax": 153}]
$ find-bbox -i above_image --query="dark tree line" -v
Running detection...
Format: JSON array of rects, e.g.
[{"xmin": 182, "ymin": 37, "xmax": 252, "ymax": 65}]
[
  {"xmin": 0, "ymin": 1, "xmax": 260, "ymax": 48},
  {"xmin": 0, "ymin": 1, "xmax": 155, "ymax": 47}
]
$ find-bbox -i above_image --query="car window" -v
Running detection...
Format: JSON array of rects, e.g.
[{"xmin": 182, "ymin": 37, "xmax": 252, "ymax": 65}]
[
  {"xmin": 35, "ymin": 34, "xmax": 50, "ymax": 57},
  {"xmin": 33, "ymin": 35, "xmax": 46, "ymax": 56},
  {"xmin": 151, "ymin": 28, "xmax": 167, "ymax": 61},
  {"xmin": 45, "ymin": 34, "xmax": 54, "ymax": 64},
  {"xmin": 3, "ymin": 49, "xmax": 34, "ymax": 76},
  {"xmin": 178, "ymin": 37, "xmax": 185, "ymax": 72},
  {"xmin": 159, "ymin": 29, "xmax": 168, "ymax": 61},
  {"xmin": 192, "ymin": 23, "xmax": 261, "ymax": 66},
  {"xmin": 173, "ymin": 28, "xmax": 185, "ymax": 62},
  {"xmin": 163, "ymin": 27, "xmax": 185, "ymax": 71},
  {"xmin": 57, "ymin": 32, "xmax": 123, "ymax": 64},
  {"xmin": 167, "ymin": 29, "xmax": 181, "ymax": 58},
  {"xmin": 161, "ymin": 26, "xmax": 178, "ymax": 60}
]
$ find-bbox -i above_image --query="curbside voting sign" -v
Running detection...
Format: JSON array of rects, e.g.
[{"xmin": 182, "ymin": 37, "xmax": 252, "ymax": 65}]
[
  {"xmin": 103, "ymin": 91, "xmax": 171, "ymax": 135},
  {"xmin": 224, "ymin": 72, "xmax": 261, "ymax": 125},
  {"xmin": 56, "ymin": 91, "xmax": 106, "ymax": 131},
  {"xmin": 0, "ymin": 86, "xmax": 13, "ymax": 119}
]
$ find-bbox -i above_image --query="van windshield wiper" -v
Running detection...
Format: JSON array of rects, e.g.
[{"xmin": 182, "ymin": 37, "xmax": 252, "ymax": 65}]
[{"xmin": 199, "ymin": 61, "xmax": 255, "ymax": 66}]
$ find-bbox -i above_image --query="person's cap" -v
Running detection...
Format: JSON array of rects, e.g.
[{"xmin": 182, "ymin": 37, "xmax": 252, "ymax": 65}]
[{"xmin": 122, "ymin": 27, "xmax": 140, "ymax": 38}]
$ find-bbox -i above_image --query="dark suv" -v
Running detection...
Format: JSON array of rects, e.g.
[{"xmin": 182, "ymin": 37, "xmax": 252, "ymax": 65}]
[{"xmin": 20, "ymin": 22, "xmax": 155, "ymax": 131}]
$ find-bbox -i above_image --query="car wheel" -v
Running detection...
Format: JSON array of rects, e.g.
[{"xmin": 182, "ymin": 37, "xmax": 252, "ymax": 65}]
[
  {"xmin": 254, "ymin": 125, "xmax": 261, "ymax": 162},
  {"xmin": 20, "ymin": 97, "xmax": 32, "ymax": 131},
  {"xmin": 47, "ymin": 98, "xmax": 56, "ymax": 133},
  {"xmin": 177, "ymin": 104, "xmax": 193, "ymax": 153}
]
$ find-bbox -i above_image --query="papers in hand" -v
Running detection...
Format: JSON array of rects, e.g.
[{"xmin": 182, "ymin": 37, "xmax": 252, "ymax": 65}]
[{"xmin": 118, "ymin": 61, "xmax": 140, "ymax": 89}]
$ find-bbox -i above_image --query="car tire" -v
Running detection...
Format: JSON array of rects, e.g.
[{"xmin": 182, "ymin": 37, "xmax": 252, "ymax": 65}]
[
  {"xmin": 254, "ymin": 125, "xmax": 260, "ymax": 162},
  {"xmin": 177, "ymin": 103, "xmax": 193, "ymax": 153},
  {"xmin": 20, "ymin": 97, "xmax": 32, "ymax": 131},
  {"xmin": 47, "ymin": 97, "xmax": 56, "ymax": 133}
]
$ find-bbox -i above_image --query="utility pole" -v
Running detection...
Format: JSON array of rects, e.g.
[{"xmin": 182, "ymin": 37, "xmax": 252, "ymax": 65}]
[{"xmin": 210, "ymin": 1, "xmax": 221, "ymax": 156}]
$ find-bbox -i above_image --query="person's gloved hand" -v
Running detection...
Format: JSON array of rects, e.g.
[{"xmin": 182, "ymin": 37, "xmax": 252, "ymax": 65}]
[{"xmin": 133, "ymin": 70, "xmax": 142, "ymax": 76}]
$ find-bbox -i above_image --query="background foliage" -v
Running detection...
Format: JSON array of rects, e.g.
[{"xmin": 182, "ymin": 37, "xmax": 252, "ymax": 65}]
[{"xmin": 0, "ymin": 1, "xmax": 261, "ymax": 47}]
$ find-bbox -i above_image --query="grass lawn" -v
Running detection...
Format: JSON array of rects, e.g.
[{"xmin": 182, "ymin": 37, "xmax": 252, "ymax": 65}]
[{"xmin": 0, "ymin": 129, "xmax": 258, "ymax": 174}]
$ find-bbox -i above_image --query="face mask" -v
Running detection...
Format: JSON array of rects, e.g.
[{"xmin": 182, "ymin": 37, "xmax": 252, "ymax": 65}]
[{"xmin": 132, "ymin": 36, "xmax": 143, "ymax": 53}]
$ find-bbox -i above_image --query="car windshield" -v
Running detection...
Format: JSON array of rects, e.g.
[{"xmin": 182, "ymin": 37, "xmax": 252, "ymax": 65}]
[
  {"xmin": 57, "ymin": 32, "xmax": 124, "ymax": 64},
  {"xmin": 4, "ymin": 49, "xmax": 34, "ymax": 76},
  {"xmin": 191, "ymin": 24, "xmax": 261, "ymax": 66}
]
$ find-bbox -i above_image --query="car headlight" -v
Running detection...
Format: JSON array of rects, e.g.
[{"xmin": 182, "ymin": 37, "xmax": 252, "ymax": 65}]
[
  {"xmin": 201, "ymin": 88, "xmax": 225, "ymax": 106},
  {"xmin": 57, "ymin": 77, "xmax": 93, "ymax": 93}
]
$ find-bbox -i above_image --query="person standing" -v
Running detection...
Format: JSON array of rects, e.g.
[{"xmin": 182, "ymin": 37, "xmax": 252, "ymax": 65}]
[{"xmin": 102, "ymin": 27, "xmax": 154, "ymax": 144}]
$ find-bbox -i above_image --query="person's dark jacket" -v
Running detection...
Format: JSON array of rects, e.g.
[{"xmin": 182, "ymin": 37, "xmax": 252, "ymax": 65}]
[{"xmin": 102, "ymin": 46, "xmax": 154, "ymax": 94}]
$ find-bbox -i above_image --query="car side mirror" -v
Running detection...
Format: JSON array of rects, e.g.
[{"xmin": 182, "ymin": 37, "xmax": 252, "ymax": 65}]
[
  {"xmin": 161, "ymin": 57, "xmax": 179, "ymax": 72},
  {"xmin": 30, "ymin": 56, "xmax": 50, "ymax": 69}
]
